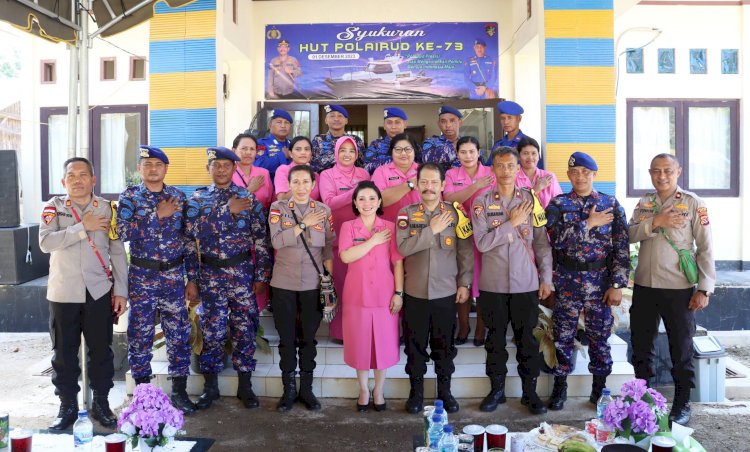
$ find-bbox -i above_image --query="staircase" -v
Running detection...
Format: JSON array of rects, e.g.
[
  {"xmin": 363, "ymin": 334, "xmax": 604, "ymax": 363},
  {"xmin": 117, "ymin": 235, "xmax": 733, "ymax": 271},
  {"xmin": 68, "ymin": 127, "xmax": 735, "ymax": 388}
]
[{"xmin": 126, "ymin": 309, "xmax": 634, "ymax": 399}]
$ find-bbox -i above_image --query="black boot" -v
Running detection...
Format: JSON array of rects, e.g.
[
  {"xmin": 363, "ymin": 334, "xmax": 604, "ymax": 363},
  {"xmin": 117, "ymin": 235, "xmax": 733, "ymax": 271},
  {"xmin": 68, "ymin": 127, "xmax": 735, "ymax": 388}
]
[
  {"xmin": 277, "ymin": 371, "xmax": 297, "ymax": 412},
  {"xmin": 548, "ymin": 376, "xmax": 568, "ymax": 411},
  {"xmin": 297, "ymin": 371, "xmax": 321, "ymax": 411},
  {"xmin": 479, "ymin": 375, "xmax": 506, "ymax": 412},
  {"xmin": 171, "ymin": 376, "xmax": 196, "ymax": 414},
  {"xmin": 669, "ymin": 386, "xmax": 692, "ymax": 426},
  {"xmin": 405, "ymin": 376, "xmax": 424, "ymax": 414},
  {"xmin": 196, "ymin": 373, "xmax": 220, "ymax": 410},
  {"xmin": 437, "ymin": 375, "xmax": 459, "ymax": 413},
  {"xmin": 91, "ymin": 392, "xmax": 117, "ymax": 428},
  {"xmin": 590, "ymin": 375, "xmax": 607, "ymax": 404},
  {"xmin": 49, "ymin": 397, "xmax": 78, "ymax": 430},
  {"xmin": 521, "ymin": 377, "xmax": 548, "ymax": 415},
  {"xmin": 236, "ymin": 372, "xmax": 260, "ymax": 409},
  {"xmin": 134, "ymin": 376, "xmax": 151, "ymax": 386}
]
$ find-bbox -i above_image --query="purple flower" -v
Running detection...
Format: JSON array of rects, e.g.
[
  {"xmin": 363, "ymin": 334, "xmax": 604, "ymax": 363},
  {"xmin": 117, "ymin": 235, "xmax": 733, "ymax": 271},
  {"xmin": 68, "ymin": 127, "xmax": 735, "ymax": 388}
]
[
  {"xmin": 628, "ymin": 400, "xmax": 658, "ymax": 434},
  {"xmin": 646, "ymin": 388, "xmax": 668, "ymax": 413},
  {"xmin": 620, "ymin": 378, "xmax": 649, "ymax": 401},
  {"xmin": 603, "ymin": 398, "xmax": 630, "ymax": 430},
  {"xmin": 118, "ymin": 383, "xmax": 185, "ymax": 440}
]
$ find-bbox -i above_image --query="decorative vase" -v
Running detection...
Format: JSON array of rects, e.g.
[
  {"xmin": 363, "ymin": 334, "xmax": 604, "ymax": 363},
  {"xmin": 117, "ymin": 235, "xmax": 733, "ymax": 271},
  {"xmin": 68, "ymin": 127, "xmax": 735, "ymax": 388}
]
[{"xmin": 138, "ymin": 437, "xmax": 165, "ymax": 452}]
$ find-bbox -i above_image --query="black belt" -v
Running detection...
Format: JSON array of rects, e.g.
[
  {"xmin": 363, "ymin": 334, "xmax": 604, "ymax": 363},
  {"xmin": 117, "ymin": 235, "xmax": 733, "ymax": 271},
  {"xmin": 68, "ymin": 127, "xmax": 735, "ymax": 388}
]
[
  {"xmin": 200, "ymin": 251, "xmax": 251, "ymax": 268},
  {"xmin": 131, "ymin": 255, "xmax": 184, "ymax": 271},
  {"xmin": 473, "ymin": 82, "xmax": 487, "ymax": 86},
  {"xmin": 554, "ymin": 254, "xmax": 608, "ymax": 272}
]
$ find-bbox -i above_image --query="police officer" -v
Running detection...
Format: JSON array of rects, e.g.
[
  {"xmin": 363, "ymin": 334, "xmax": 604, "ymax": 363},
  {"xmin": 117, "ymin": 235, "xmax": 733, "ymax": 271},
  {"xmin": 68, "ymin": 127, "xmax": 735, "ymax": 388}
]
[
  {"xmin": 397, "ymin": 162, "xmax": 473, "ymax": 414},
  {"xmin": 267, "ymin": 39, "xmax": 303, "ymax": 99},
  {"xmin": 256, "ymin": 109, "xmax": 293, "ymax": 179},
  {"xmin": 491, "ymin": 101, "xmax": 527, "ymax": 151},
  {"xmin": 464, "ymin": 38, "xmax": 497, "ymax": 99},
  {"xmin": 545, "ymin": 152, "xmax": 630, "ymax": 410},
  {"xmin": 363, "ymin": 107, "xmax": 408, "ymax": 175},
  {"xmin": 40, "ymin": 157, "xmax": 127, "ymax": 430},
  {"xmin": 184, "ymin": 147, "xmax": 272, "ymax": 410},
  {"xmin": 421, "ymin": 106, "xmax": 464, "ymax": 173},
  {"xmin": 628, "ymin": 153, "xmax": 715, "ymax": 426},
  {"xmin": 116, "ymin": 146, "xmax": 196, "ymax": 414},
  {"xmin": 471, "ymin": 147, "xmax": 552, "ymax": 415},
  {"xmin": 311, "ymin": 104, "xmax": 365, "ymax": 173},
  {"xmin": 269, "ymin": 165, "xmax": 335, "ymax": 412}
]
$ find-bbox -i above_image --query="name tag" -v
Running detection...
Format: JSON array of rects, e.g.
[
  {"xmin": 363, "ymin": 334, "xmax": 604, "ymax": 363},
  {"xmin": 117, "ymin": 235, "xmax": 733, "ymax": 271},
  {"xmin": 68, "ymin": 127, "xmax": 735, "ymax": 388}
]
[
  {"xmin": 353, "ymin": 238, "xmax": 366, "ymax": 242},
  {"xmin": 339, "ymin": 187, "xmax": 351, "ymax": 191},
  {"xmin": 388, "ymin": 176, "xmax": 401, "ymax": 181}
]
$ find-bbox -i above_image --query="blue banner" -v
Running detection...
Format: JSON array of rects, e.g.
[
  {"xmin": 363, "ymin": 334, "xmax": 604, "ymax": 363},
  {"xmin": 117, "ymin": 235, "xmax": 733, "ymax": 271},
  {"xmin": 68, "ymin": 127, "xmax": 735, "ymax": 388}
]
[{"xmin": 265, "ymin": 22, "xmax": 499, "ymax": 100}]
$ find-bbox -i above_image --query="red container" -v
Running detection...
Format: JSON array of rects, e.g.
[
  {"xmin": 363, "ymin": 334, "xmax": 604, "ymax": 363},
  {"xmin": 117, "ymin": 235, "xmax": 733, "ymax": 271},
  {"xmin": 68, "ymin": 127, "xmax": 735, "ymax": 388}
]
[
  {"xmin": 462, "ymin": 425, "xmax": 485, "ymax": 452},
  {"xmin": 9, "ymin": 429, "xmax": 32, "ymax": 452},
  {"xmin": 104, "ymin": 433, "xmax": 128, "ymax": 452},
  {"xmin": 485, "ymin": 424, "xmax": 508, "ymax": 449},
  {"xmin": 651, "ymin": 436, "xmax": 677, "ymax": 452}
]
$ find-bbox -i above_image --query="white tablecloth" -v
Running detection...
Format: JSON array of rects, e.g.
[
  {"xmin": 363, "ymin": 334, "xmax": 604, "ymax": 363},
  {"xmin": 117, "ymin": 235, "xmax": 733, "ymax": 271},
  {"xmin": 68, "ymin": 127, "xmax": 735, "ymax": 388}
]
[{"xmin": 29, "ymin": 433, "xmax": 196, "ymax": 452}]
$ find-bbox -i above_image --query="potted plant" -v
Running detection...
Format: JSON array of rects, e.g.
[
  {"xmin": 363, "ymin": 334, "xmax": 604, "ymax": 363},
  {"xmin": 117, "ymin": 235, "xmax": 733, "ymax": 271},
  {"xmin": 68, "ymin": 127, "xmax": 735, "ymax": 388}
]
[
  {"xmin": 601, "ymin": 378, "xmax": 669, "ymax": 448},
  {"xmin": 118, "ymin": 383, "xmax": 184, "ymax": 452}
]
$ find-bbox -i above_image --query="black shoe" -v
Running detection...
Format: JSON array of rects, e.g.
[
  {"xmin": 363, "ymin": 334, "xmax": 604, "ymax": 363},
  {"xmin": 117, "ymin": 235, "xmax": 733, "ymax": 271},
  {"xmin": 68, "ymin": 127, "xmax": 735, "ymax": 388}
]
[
  {"xmin": 437, "ymin": 375, "xmax": 459, "ymax": 413},
  {"xmin": 590, "ymin": 375, "xmax": 607, "ymax": 404},
  {"xmin": 479, "ymin": 375, "xmax": 506, "ymax": 412},
  {"xmin": 373, "ymin": 401, "xmax": 387, "ymax": 412},
  {"xmin": 134, "ymin": 376, "xmax": 151, "ymax": 386},
  {"xmin": 405, "ymin": 377, "xmax": 424, "ymax": 414},
  {"xmin": 669, "ymin": 386, "xmax": 692, "ymax": 426},
  {"xmin": 171, "ymin": 376, "xmax": 197, "ymax": 414},
  {"xmin": 521, "ymin": 377, "xmax": 548, "ymax": 415},
  {"xmin": 356, "ymin": 401, "xmax": 369, "ymax": 412},
  {"xmin": 236, "ymin": 372, "xmax": 260, "ymax": 409},
  {"xmin": 91, "ymin": 394, "xmax": 117, "ymax": 428},
  {"xmin": 49, "ymin": 398, "xmax": 78, "ymax": 430},
  {"xmin": 277, "ymin": 371, "xmax": 297, "ymax": 412},
  {"xmin": 297, "ymin": 371, "xmax": 321, "ymax": 411},
  {"xmin": 455, "ymin": 328, "xmax": 471, "ymax": 346},
  {"xmin": 548, "ymin": 376, "xmax": 568, "ymax": 411},
  {"xmin": 473, "ymin": 337, "xmax": 485, "ymax": 347},
  {"xmin": 196, "ymin": 373, "xmax": 220, "ymax": 410}
]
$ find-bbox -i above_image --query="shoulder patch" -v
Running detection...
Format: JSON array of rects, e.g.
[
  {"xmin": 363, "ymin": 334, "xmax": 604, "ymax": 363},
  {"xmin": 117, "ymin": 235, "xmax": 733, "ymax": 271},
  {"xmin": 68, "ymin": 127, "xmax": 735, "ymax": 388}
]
[
  {"xmin": 42, "ymin": 206, "xmax": 57, "ymax": 225},
  {"xmin": 397, "ymin": 214, "xmax": 409, "ymax": 230}
]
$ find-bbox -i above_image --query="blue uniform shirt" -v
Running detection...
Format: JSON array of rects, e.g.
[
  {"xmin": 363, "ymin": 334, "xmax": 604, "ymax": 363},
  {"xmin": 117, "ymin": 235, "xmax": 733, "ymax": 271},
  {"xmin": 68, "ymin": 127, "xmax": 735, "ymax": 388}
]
[
  {"xmin": 421, "ymin": 135, "xmax": 462, "ymax": 173},
  {"xmin": 363, "ymin": 135, "xmax": 394, "ymax": 175},
  {"xmin": 464, "ymin": 55, "xmax": 498, "ymax": 99},
  {"xmin": 311, "ymin": 132, "xmax": 365, "ymax": 173},
  {"xmin": 255, "ymin": 135, "xmax": 291, "ymax": 179}
]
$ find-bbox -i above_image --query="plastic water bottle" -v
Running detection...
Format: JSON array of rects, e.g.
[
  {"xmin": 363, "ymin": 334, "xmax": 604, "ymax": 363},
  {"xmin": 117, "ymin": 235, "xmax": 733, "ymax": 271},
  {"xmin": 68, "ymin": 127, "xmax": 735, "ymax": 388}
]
[
  {"xmin": 73, "ymin": 410, "xmax": 93, "ymax": 450},
  {"xmin": 438, "ymin": 424, "xmax": 459, "ymax": 452},
  {"xmin": 428, "ymin": 413, "xmax": 445, "ymax": 451},
  {"xmin": 433, "ymin": 401, "xmax": 448, "ymax": 425},
  {"xmin": 596, "ymin": 388, "xmax": 613, "ymax": 420}
]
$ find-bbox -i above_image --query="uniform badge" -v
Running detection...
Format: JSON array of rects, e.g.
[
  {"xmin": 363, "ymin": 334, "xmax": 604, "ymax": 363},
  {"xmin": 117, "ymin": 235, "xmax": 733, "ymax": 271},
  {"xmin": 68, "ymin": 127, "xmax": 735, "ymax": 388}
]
[
  {"xmin": 444, "ymin": 237, "xmax": 453, "ymax": 246},
  {"xmin": 521, "ymin": 228, "xmax": 530, "ymax": 237},
  {"xmin": 410, "ymin": 215, "xmax": 425, "ymax": 223},
  {"xmin": 93, "ymin": 200, "xmax": 99, "ymax": 208},
  {"xmin": 494, "ymin": 192, "xmax": 500, "ymax": 200},
  {"xmin": 397, "ymin": 214, "xmax": 409, "ymax": 230},
  {"xmin": 288, "ymin": 201, "xmax": 295, "ymax": 208},
  {"xmin": 488, "ymin": 204, "xmax": 501, "ymax": 210},
  {"xmin": 309, "ymin": 201, "xmax": 316, "ymax": 208},
  {"xmin": 328, "ymin": 214, "xmax": 334, "ymax": 231},
  {"xmin": 313, "ymin": 223, "xmax": 324, "ymax": 231},
  {"xmin": 700, "ymin": 216, "xmax": 710, "ymax": 226},
  {"xmin": 643, "ymin": 201, "xmax": 654, "ymax": 209},
  {"xmin": 491, "ymin": 219, "xmax": 502, "ymax": 227},
  {"xmin": 270, "ymin": 208, "xmax": 281, "ymax": 224},
  {"xmin": 42, "ymin": 206, "xmax": 56, "ymax": 225},
  {"xmin": 473, "ymin": 205, "xmax": 484, "ymax": 218},
  {"xmin": 639, "ymin": 214, "xmax": 647, "ymax": 221},
  {"xmin": 675, "ymin": 192, "xmax": 683, "ymax": 199},
  {"xmin": 412, "ymin": 211, "xmax": 424, "ymax": 217},
  {"xmin": 282, "ymin": 220, "xmax": 293, "ymax": 228},
  {"xmin": 675, "ymin": 203, "xmax": 688, "ymax": 210},
  {"xmin": 697, "ymin": 207, "xmax": 709, "ymax": 226},
  {"xmin": 65, "ymin": 199, "xmax": 72, "ymax": 207},
  {"xmin": 207, "ymin": 149, "xmax": 217, "ymax": 160},
  {"xmin": 568, "ymin": 156, "xmax": 576, "ymax": 167},
  {"xmin": 139, "ymin": 148, "xmax": 150, "ymax": 158},
  {"xmin": 410, "ymin": 229, "xmax": 417, "ymax": 236}
]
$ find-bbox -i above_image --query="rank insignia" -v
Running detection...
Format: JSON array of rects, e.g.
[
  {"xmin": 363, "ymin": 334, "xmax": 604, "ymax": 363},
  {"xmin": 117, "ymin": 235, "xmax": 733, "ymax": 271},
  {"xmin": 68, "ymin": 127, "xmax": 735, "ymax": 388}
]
[
  {"xmin": 313, "ymin": 223, "xmax": 323, "ymax": 231},
  {"xmin": 675, "ymin": 203, "xmax": 688, "ymax": 210},
  {"xmin": 675, "ymin": 192, "xmax": 683, "ymax": 199},
  {"xmin": 282, "ymin": 220, "xmax": 293, "ymax": 228}
]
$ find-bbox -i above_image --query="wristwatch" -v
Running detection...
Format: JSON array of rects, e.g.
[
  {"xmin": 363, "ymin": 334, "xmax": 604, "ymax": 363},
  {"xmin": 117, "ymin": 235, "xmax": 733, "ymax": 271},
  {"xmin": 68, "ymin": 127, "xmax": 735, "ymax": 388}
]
[
  {"xmin": 394, "ymin": 290, "xmax": 404, "ymax": 298},
  {"xmin": 298, "ymin": 222, "xmax": 307, "ymax": 231},
  {"xmin": 407, "ymin": 181, "xmax": 415, "ymax": 191},
  {"xmin": 612, "ymin": 283, "xmax": 623, "ymax": 289}
]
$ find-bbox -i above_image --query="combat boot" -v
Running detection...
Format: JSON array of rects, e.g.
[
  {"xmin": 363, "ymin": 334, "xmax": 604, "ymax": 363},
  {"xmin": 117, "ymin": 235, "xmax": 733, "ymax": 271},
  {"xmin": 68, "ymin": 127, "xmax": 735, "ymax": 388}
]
[
  {"xmin": 521, "ymin": 377, "xmax": 547, "ymax": 415},
  {"xmin": 91, "ymin": 391, "xmax": 117, "ymax": 428},
  {"xmin": 171, "ymin": 376, "xmax": 196, "ymax": 414},
  {"xmin": 437, "ymin": 375, "xmax": 459, "ymax": 413},
  {"xmin": 548, "ymin": 376, "xmax": 568, "ymax": 411},
  {"xmin": 479, "ymin": 374, "xmax": 506, "ymax": 412},
  {"xmin": 297, "ymin": 371, "xmax": 321, "ymax": 411},
  {"xmin": 49, "ymin": 397, "xmax": 78, "ymax": 430},
  {"xmin": 669, "ymin": 386, "xmax": 692, "ymax": 426},
  {"xmin": 196, "ymin": 373, "xmax": 220, "ymax": 410},
  {"xmin": 590, "ymin": 375, "xmax": 607, "ymax": 404},
  {"xmin": 277, "ymin": 371, "xmax": 297, "ymax": 412},
  {"xmin": 405, "ymin": 376, "xmax": 424, "ymax": 414},
  {"xmin": 236, "ymin": 372, "xmax": 260, "ymax": 409}
]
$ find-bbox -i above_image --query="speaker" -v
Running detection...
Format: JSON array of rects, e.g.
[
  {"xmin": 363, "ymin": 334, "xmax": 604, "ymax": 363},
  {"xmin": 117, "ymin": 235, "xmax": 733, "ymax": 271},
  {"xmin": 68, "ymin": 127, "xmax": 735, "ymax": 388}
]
[
  {"xmin": 0, "ymin": 150, "xmax": 20, "ymax": 228},
  {"xmin": 0, "ymin": 224, "xmax": 49, "ymax": 285}
]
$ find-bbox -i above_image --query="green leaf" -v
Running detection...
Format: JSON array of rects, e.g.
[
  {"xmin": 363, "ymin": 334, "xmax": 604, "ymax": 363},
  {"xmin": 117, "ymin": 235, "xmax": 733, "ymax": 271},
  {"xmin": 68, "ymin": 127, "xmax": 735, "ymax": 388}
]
[{"xmin": 658, "ymin": 413, "xmax": 670, "ymax": 432}]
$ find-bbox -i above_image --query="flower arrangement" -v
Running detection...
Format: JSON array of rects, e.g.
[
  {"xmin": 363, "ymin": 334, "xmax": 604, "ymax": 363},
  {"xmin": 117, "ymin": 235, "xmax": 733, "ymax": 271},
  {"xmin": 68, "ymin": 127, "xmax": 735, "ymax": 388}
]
[
  {"xmin": 118, "ymin": 383, "xmax": 184, "ymax": 450},
  {"xmin": 602, "ymin": 378, "xmax": 669, "ymax": 442}
]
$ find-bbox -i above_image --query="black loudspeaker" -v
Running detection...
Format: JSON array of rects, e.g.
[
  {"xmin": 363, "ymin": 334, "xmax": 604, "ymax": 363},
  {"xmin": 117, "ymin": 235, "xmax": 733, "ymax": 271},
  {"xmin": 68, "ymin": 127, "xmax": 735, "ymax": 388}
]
[
  {"xmin": 0, "ymin": 225, "xmax": 49, "ymax": 285},
  {"xmin": 0, "ymin": 150, "xmax": 20, "ymax": 228}
]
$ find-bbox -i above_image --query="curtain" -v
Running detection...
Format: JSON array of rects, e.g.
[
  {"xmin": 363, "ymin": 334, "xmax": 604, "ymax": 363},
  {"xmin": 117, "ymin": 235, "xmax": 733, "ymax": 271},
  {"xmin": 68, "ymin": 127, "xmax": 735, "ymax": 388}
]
[
  {"xmin": 688, "ymin": 107, "xmax": 730, "ymax": 189},
  {"xmin": 632, "ymin": 106, "xmax": 674, "ymax": 190},
  {"xmin": 100, "ymin": 113, "xmax": 128, "ymax": 193},
  {"xmin": 48, "ymin": 114, "xmax": 68, "ymax": 194}
]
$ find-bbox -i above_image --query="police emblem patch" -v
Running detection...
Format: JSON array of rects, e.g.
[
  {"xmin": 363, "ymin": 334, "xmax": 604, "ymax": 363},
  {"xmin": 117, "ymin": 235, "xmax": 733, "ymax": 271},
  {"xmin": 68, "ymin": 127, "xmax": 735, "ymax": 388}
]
[
  {"xmin": 270, "ymin": 209, "xmax": 281, "ymax": 224},
  {"xmin": 491, "ymin": 219, "xmax": 501, "ymax": 227},
  {"xmin": 139, "ymin": 148, "xmax": 150, "ymax": 158},
  {"xmin": 444, "ymin": 237, "xmax": 453, "ymax": 246},
  {"xmin": 42, "ymin": 206, "xmax": 56, "ymax": 225},
  {"xmin": 473, "ymin": 205, "xmax": 483, "ymax": 218},
  {"xmin": 397, "ymin": 214, "xmax": 408, "ymax": 230}
]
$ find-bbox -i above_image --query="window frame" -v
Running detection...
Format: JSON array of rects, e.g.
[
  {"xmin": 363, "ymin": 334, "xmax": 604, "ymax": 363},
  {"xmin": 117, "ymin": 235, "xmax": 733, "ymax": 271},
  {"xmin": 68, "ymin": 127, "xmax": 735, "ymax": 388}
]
[
  {"xmin": 101, "ymin": 57, "xmax": 116, "ymax": 81},
  {"xmin": 41, "ymin": 60, "xmax": 56, "ymax": 84},
  {"xmin": 626, "ymin": 98, "xmax": 739, "ymax": 198},
  {"xmin": 129, "ymin": 56, "xmax": 146, "ymax": 81}
]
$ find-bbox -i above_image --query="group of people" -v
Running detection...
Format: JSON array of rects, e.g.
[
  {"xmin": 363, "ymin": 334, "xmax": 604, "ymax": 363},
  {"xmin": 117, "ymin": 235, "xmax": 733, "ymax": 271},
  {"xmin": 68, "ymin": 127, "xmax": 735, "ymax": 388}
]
[{"xmin": 40, "ymin": 100, "xmax": 714, "ymax": 432}]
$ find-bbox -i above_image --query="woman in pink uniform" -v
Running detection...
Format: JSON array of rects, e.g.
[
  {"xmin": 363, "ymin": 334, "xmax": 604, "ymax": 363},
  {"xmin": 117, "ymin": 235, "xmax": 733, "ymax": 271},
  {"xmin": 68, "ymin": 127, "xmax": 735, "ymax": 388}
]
[
  {"xmin": 319, "ymin": 136, "xmax": 370, "ymax": 341},
  {"xmin": 232, "ymin": 132, "xmax": 274, "ymax": 311},
  {"xmin": 339, "ymin": 181, "xmax": 404, "ymax": 412},
  {"xmin": 371, "ymin": 133, "xmax": 420, "ymax": 222},
  {"xmin": 444, "ymin": 136, "xmax": 496, "ymax": 346},
  {"xmin": 514, "ymin": 136, "xmax": 561, "ymax": 208},
  {"xmin": 274, "ymin": 136, "xmax": 321, "ymax": 201}
]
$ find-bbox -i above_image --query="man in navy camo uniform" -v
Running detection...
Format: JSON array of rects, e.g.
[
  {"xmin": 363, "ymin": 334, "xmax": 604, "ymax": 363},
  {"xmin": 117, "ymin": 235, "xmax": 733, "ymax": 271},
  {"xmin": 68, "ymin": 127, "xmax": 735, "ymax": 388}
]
[
  {"xmin": 362, "ymin": 107, "xmax": 408, "ymax": 174},
  {"xmin": 311, "ymin": 104, "xmax": 365, "ymax": 173},
  {"xmin": 421, "ymin": 106, "xmax": 464, "ymax": 173}
]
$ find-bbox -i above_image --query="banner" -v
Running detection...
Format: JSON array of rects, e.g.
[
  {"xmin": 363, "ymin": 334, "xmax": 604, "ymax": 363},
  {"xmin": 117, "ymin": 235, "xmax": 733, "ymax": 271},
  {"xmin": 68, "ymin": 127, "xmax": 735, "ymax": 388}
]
[{"xmin": 265, "ymin": 22, "xmax": 499, "ymax": 100}]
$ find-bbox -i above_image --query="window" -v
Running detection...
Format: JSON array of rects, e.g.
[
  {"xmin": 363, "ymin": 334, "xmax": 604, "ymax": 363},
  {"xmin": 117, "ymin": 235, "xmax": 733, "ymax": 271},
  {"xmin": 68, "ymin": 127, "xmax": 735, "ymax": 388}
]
[
  {"xmin": 41, "ymin": 60, "xmax": 56, "ymax": 83},
  {"xmin": 626, "ymin": 48, "xmax": 643, "ymax": 74},
  {"xmin": 690, "ymin": 49, "xmax": 707, "ymax": 74},
  {"xmin": 626, "ymin": 99, "xmax": 739, "ymax": 197},
  {"xmin": 721, "ymin": 49, "xmax": 738, "ymax": 74},
  {"xmin": 130, "ymin": 57, "xmax": 146, "ymax": 80},
  {"xmin": 101, "ymin": 58, "xmax": 116, "ymax": 81},
  {"xmin": 658, "ymin": 48, "xmax": 675, "ymax": 74}
]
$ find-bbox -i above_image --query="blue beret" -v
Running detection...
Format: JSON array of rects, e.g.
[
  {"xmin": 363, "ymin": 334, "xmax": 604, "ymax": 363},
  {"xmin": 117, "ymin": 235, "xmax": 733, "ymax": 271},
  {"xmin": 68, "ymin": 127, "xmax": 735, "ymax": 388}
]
[
  {"xmin": 270, "ymin": 109, "xmax": 293, "ymax": 123},
  {"xmin": 324, "ymin": 104, "xmax": 349, "ymax": 118},
  {"xmin": 568, "ymin": 152, "xmax": 598, "ymax": 171},
  {"xmin": 474, "ymin": 38, "xmax": 487, "ymax": 46},
  {"xmin": 207, "ymin": 146, "xmax": 240, "ymax": 163},
  {"xmin": 497, "ymin": 101, "xmax": 524, "ymax": 116},
  {"xmin": 138, "ymin": 145, "xmax": 169, "ymax": 164},
  {"xmin": 384, "ymin": 107, "xmax": 407, "ymax": 120},
  {"xmin": 438, "ymin": 106, "xmax": 463, "ymax": 119}
]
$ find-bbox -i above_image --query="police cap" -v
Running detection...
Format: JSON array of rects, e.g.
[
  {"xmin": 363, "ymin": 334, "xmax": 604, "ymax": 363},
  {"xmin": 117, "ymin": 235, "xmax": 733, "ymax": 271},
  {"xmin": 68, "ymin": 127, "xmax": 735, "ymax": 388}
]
[
  {"xmin": 270, "ymin": 109, "xmax": 294, "ymax": 123},
  {"xmin": 568, "ymin": 151, "xmax": 598, "ymax": 171},
  {"xmin": 497, "ymin": 100, "xmax": 524, "ymax": 116},
  {"xmin": 207, "ymin": 146, "xmax": 240, "ymax": 163},
  {"xmin": 438, "ymin": 106, "xmax": 463, "ymax": 119},
  {"xmin": 139, "ymin": 145, "xmax": 169, "ymax": 164},
  {"xmin": 384, "ymin": 107, "xmax": 407, "ymax": 121},
  {"xmin": 324, "ymin": 104, "xmax": 349, "ymax": 118}
]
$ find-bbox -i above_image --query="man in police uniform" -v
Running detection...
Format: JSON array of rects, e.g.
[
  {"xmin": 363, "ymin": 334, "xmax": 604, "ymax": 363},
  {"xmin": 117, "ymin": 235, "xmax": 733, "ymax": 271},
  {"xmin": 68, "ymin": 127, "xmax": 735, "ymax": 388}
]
[
  {"xmin": 184, "ymin": 147, "xmax": 272, "ymax": 410},
  {"xmin": 311, "ymin": 104, "xmax": 365, "ymax": 173},
  {"xmin": 471, "ymin": 147, "xmax": 553, "ymax": 415},
  {"xmin": 491, "ymin": 100, "xmax": 526, "ymax": 151},
  {"xmin": 628, "ymin": 153, "xmax": 715, "ymax": 426},
  {"xmin": 267, "ymin": 39, "xmax": 302, "ymax": 99},
  {"xmin": 421, "ymin": 106, "xmax": 464, "ymax": 173},
  {"xmin": 397, "ymin": 162, "xmax": 473, "ymax": 414},
  {"xmin": 117, "ymin": 146, "xmax": 196, "ymax": 414},
  {"xmin": 464, "ymin": 38, "xmax": 497, "ymax": 99},
  {"xmin": 545, "ymin": 152, "xmax": 630, "ymax": 411},
  {"xmin": 40, "ymin": 157, "xmax": 127, "ymax": 430},
  {"xmin": 256, "ymin": 109, "xmax": 293, "ymax": 179},
  {"xmin": 363, "ymin": 107, "xmax": 408, "ymax": 174}
]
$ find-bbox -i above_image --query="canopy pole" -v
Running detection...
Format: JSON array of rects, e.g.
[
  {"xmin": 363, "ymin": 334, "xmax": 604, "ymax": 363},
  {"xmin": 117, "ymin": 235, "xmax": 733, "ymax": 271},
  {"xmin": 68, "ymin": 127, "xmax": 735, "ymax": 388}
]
[
  {"xmin": 67, "ymin": 42, "xmax": 78, "ymax": 159},
  {"xmin": 79, "ymin": 0, "xmax": 90, "ymax": 160}
]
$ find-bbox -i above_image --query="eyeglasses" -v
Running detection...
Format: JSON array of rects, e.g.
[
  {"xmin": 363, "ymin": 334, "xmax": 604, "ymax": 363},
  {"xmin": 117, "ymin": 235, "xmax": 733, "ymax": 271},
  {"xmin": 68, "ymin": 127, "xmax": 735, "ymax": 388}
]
[{"xmin": 393, "ymin": 147, "xmax": 414, "ymax": 155}]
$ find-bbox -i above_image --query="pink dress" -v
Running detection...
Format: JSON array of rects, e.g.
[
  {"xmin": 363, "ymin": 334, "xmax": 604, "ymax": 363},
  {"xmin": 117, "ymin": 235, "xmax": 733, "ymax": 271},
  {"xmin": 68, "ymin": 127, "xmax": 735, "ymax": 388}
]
[
  {"xmin": 232, "ymin": 165, "xmax": 273, "ymax": 311},
  {"xmin": 371, "ymin": 161, "xmax": 420, "ymax": 222},
  {"xmin": 339, "ymin": 217, "xmax": 403, "ymax": 370},
  {"xmin": 445, "ymin": 164, "xmax": 496, "ymax": 298},
  {"xmin": 318, "ymin": 164, "xmax": 370, "ymax": 340},
  {"xmin": 274, "ymin": 163, "xmax": 321, "ymax": 201},
  {"xmin": 515, "ymin": 168, "xmax": 562, "ymax": 208}
]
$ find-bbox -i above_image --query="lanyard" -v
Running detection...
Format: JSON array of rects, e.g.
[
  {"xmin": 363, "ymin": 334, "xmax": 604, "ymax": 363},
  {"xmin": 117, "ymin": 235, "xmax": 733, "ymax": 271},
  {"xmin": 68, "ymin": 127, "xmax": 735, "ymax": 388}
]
[
  {"xmin": 498, "ymin": 194, "xmax": 537, "ymax": 266},
  {"xmin": 235, "ymin": 168, "xmax": 249, "ymax": 188},
  {"xmin": 70, "ymin": 206, "xmax": 114, "ymax": 282}
]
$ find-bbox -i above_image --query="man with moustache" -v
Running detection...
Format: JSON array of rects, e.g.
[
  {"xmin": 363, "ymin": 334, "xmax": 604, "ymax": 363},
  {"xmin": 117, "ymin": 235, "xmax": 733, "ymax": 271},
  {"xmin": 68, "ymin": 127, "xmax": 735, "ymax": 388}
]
[
  {"xmin": 256, "ymin": 109, "xmax": 294, "ymax": 180},
  {"xmin": 311, "ymin": 104, "xmax": 365, "ymax": 173},
  {"xmin": 363, "ymin": 107, "xmax": 409, "ymax": 174},
  {"xmin": 421, "ymin": 106, "xmax": 464, "ymax": 173}
]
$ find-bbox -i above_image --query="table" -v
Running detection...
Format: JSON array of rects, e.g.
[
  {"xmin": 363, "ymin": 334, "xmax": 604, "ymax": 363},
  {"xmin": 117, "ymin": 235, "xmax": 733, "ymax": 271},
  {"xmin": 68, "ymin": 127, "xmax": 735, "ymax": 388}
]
[{"xmin": 25, "ymin": 430, "xmax": 214, "ymax": 452}]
